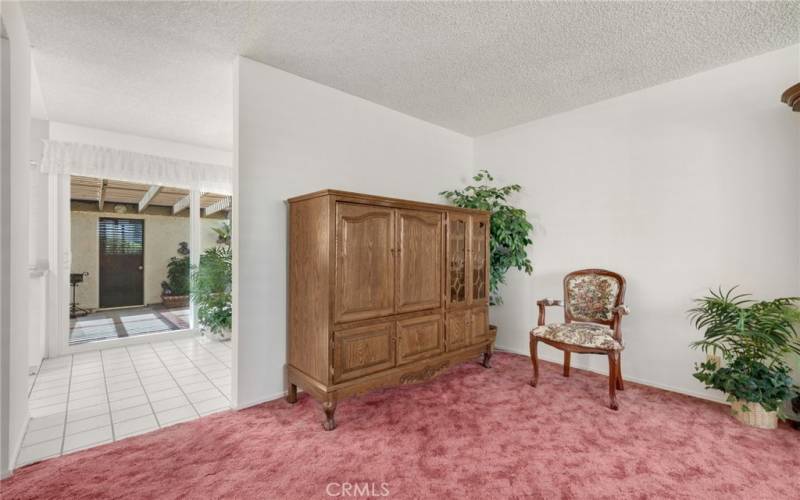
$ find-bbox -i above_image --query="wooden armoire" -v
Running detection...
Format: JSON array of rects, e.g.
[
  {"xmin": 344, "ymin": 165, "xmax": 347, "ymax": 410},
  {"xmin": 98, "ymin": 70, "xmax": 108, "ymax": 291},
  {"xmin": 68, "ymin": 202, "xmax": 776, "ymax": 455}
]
[{"xmin": 286, "ymin": 190, "xmax": 495, "ymax": 430}]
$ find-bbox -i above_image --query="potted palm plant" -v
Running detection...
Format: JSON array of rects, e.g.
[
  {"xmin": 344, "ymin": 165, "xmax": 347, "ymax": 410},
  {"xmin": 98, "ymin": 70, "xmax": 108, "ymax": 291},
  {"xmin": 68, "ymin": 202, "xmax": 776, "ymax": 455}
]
[{"xmin": 689, "ymin": 287, "xmax": 800, "ymax": 429}]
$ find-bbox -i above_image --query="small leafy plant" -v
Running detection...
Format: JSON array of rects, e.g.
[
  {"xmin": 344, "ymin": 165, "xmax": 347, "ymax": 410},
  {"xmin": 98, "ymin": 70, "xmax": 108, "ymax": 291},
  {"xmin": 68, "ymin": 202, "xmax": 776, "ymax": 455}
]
[
  {"xmin": 440, "ymin": 170, "xmax": 533, "ymax": 305},
  {"xmin": 161, "ymin": 242, "xmax": 190, "ymax": 296},
  {"xmin": 689, "ymin": 287, "xmax": 800, "ymax": 414}
]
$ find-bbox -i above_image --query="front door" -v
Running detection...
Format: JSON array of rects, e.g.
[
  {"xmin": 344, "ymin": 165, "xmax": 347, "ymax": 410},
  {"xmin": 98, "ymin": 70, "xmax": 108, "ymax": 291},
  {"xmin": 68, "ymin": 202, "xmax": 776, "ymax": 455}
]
[{"xmin": 99, "ymin": 218, "xmax": 144, "ymax": 308}]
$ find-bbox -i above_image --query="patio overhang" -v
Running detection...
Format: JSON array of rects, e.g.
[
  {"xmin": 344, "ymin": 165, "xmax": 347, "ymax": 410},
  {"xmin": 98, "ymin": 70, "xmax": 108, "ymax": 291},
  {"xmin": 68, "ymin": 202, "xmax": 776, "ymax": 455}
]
[{"xmin": 71, "ymin": 176, "xmax": 231, "ymax": 218}]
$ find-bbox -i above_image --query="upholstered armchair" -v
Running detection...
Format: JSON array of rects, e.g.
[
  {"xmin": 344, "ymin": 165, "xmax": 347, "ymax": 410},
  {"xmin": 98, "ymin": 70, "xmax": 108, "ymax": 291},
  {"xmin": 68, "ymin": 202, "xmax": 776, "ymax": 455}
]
[{"xmin": 529, "ymin": 269, "xmax": 629, "ymax": 410}]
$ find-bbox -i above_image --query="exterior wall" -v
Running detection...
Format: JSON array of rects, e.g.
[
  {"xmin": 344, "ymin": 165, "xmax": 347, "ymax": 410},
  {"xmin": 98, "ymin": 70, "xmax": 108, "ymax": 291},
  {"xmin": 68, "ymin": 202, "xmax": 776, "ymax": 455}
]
[{"xmin": 70, "ymin": 209, "xmax": 225, "ymax": 310}]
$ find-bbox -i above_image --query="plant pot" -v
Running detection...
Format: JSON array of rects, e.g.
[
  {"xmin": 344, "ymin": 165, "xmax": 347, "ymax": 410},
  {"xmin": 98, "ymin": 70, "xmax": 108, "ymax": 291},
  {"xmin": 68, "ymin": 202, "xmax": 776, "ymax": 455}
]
[
  {"xmin": 210, "ymin": 327, "xmax": 231, "ymax": 342},
  {"xmin": 161, "ymin": 294, "xmax": 189, "ymax": 308},
  {"xmin": 489, "ymin": 324, "xmax": 498, "ymax": 336},
  {"xmin": 730, "ymin": 399, "xmax": 778, "ymax": 429}
]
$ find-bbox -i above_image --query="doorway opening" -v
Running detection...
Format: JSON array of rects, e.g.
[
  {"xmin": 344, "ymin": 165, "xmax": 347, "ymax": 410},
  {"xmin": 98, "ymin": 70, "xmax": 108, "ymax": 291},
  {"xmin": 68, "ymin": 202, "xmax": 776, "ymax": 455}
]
[{"xmin": 68, "ymin": 175, "xmax": 230, "ymax": 345}]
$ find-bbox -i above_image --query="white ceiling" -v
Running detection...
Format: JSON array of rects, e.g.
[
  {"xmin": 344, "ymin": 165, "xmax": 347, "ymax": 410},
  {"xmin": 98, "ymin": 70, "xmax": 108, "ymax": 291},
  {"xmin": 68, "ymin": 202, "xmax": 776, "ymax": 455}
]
[{"xmin": 21, "ymin": 1, "xmax": 800, "ymax": 150}]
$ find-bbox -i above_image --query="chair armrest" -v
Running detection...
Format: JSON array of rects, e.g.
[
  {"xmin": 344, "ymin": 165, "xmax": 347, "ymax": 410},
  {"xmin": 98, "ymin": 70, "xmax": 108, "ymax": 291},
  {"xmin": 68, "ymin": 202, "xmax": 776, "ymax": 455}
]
[
  {"xmin": 536, "ymin": 299, "xmax": 563, "ymax": 326},
  {"xmin": 537, "ymin": 299, "xmax": 563, "ymax": 307},
  {"xmin": 611, "ymin": 304, "xmax": 629, "ymax": 341},
  {"xmin": 613, "ymin": 304, "xmax": 630, "ymax": 316}
]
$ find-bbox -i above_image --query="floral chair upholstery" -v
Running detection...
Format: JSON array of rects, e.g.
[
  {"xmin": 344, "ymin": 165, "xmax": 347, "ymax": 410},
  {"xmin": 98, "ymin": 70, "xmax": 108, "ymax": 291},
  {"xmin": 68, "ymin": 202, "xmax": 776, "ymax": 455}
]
[{"xmin": 529, "ymin": 269, "xmax": 629, "ymax": 410}]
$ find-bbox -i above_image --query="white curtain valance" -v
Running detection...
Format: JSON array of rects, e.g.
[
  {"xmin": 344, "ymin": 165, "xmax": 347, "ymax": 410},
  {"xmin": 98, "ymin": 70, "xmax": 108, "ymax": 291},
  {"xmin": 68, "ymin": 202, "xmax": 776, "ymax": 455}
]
[{"xmin": 40, "ymin": 140, "xmax": 232, "ymax": 195}]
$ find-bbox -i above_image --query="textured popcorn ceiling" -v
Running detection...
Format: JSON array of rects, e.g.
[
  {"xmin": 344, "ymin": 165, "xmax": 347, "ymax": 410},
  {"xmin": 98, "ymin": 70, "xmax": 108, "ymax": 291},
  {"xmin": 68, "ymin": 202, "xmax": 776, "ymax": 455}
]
[{"xmin": 21, "ymin": 1, "xmax": 800, "ymax": 149}]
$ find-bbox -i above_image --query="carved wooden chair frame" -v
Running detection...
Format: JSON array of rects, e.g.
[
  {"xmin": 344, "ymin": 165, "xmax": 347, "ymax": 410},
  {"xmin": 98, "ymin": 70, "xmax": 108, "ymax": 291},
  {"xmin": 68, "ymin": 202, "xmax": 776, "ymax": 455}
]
[{"xmin": 529, "ymin": 268, "xmax": 629, "ymax": 410}]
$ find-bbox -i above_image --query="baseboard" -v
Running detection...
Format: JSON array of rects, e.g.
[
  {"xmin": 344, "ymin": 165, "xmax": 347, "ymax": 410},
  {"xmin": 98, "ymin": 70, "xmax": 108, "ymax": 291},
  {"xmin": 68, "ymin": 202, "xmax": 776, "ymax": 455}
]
[
  {"xmin": 234, "ymin": 390, "xmax": 288, "ymax": 410},
  {"xmin": 496, "ymin": 345, "xmax": 727, "ymax": 405},
  {"xmin": 9, "ymin": 412, "xmax": 30, "ymax": 474}
]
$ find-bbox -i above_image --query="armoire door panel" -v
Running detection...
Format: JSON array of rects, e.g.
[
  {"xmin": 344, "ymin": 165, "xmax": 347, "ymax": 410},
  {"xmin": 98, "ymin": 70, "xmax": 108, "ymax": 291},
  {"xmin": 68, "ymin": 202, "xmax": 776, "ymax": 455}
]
[
  {"xmin": 396, "ymin": 314, "xmax": 444, "ymax": 365},
  {"xmin": 446, "ymin": 213, "xmax": 469, "ymax": 308},
  {"xmin": 470, "ymin": 215, "xmax": 490, "ymax": 305},
  {"xmin": 335, "ymin": 203, "xmax": 395, "ymax": 323},
  {"xmin": 396, "ymin": 209, "xmax": 443, "ymax": 314},
  {"xmin": 333, "ymin": 322, "xmax": 395, "ymax": 383},
  {"xmin": 470, "ymin": 306, "xmax": 489, "ymax": 344},
  {"xmin": 446, "ymin": 309, "xmax": 470, "ymax": 351}
]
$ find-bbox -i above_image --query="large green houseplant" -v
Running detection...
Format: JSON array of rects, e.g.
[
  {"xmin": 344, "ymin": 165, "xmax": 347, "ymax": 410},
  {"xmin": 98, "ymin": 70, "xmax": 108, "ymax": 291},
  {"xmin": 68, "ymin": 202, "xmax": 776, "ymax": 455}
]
[
  {"xmin": 440, "ymin": 170, "xmax": 533, "ymax": 305},
  {"xmin": 191, "ymin": 225, "xmax": 232, "ymax": 340},
  {"xmin": 689, "ymin": 287, "xmax": 800, "ymax": 428}
]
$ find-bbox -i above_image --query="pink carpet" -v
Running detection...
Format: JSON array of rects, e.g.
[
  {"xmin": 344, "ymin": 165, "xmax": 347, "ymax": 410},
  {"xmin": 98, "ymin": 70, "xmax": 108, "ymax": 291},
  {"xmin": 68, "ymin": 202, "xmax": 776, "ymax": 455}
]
[{"xmin": 2, "ymin": 352, "xmax": 798, "ymax": 499}]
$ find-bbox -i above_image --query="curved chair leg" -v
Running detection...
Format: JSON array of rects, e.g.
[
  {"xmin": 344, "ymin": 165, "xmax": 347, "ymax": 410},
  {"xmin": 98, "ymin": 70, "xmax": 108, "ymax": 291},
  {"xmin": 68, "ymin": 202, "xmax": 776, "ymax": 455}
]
[
  {"xmin": 616, "ymin": 354, "xmax": 624, "ymax": 390},
  {"xmin": 529, "ymin": 336, "xmax": 539, "ymax": 387},
  {"xmin": 563, "ymin": 351, "xmax": 571, "ymax": 377},
  {"xmin": 607, "ymin": 352, "xmax": 619, "ymax": 410}
]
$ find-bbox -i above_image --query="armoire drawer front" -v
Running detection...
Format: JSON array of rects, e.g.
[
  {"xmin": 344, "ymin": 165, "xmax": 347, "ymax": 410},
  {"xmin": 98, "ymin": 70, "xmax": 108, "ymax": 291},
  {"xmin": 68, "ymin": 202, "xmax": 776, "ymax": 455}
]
[
  {"xmin": 333, "ymin": 321, "xmax": 396, "ymax": 383},
  {"xmin": 396, "ymin": 314, "xmax": 444, "ymax": 365}
]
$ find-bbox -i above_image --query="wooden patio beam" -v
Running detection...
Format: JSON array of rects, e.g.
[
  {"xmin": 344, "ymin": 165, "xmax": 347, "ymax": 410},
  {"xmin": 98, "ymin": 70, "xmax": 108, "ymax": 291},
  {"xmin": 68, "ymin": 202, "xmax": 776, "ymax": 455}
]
[
  {"xmin": 204, "ymin": 196, "xmax": 231, "ymax": 217},
  {"xmin": 173, "ymin": 195, "xmax": 190, "ymax": 214},
  {"xmin": 98, "ymin": 179, "xmax": 107, "ymax": 211},
  {"xmin": 138, "ymin": 185, "xmax": 162, "ymax": 212},
  {"xmin": 173, "ymin": 192, "xmax": 204, "ymax": 215}
]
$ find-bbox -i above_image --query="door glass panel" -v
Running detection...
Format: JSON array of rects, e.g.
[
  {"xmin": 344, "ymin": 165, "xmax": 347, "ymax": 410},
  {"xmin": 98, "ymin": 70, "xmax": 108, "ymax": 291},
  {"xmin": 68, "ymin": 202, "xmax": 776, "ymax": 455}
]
[
  {"xmin": 448, "ymin": 218, "xmax": 467, "ymax": 304},
  {"xmin": 472, "ymin": 219, "xmax": 487, "ymax": 302}
]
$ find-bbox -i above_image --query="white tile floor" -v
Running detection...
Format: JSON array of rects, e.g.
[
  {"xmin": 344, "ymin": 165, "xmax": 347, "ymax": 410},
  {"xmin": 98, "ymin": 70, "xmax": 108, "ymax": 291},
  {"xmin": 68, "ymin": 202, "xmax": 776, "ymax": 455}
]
[{"xmin": 18, "ymin": 336, "xmax": 231, "ymax": 467}]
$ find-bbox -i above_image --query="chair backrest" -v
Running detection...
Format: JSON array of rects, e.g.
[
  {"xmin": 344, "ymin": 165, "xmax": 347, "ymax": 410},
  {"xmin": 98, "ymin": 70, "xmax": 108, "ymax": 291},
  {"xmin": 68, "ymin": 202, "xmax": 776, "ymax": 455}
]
[{"xmin": 563, "ymin": 269, "xmax": 626, "ymax": 326}]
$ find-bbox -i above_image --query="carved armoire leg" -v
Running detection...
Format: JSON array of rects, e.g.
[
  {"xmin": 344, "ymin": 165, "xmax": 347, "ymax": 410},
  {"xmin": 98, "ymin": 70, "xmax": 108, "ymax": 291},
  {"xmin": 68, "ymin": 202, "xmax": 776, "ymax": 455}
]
[
  {"xmin": 616, "ymin": 354, "xmax": 625, "ymax": 391},
  {"xmin": 563, "ymin": 351, "xmax": 571, "ymax": 377},
  {"xmin": 608, "ymin": 352, "xmax": 619, "ymax": 411},
  {"xmin": 321, "ymin": 401, "xmax": 337, "ymax": 431},
  {"xmin": 286, "ymin": 383, "xmax": 298, "ymax": 404},
  {"xmin": 482, "ymin": 344, "xmax": 493, "ymax": 368},
  {"xmin": 529, "ymin": 337, "xmax": 539, "ymax": 387}
]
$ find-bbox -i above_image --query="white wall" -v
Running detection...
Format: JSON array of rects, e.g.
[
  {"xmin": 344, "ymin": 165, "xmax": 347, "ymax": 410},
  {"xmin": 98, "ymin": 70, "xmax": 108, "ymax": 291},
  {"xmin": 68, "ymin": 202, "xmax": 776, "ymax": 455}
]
[
  {"xmin": 28, "ymin": 118, "xmax": 48, "ymax": 371},
  {"xmin": 0, "ymin": 1, "xmax": 32, "ymax": 477},
  {"xmin": 234, "ymin": 57, "xmax": 473, "ymax": 408},
  {"xmin": 0, "ymin": 25, "xmax": 10, "ymax": 481},
  {"xmin": 474, "ymin": 45, "xmax": 800, "ymax": 399}
]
